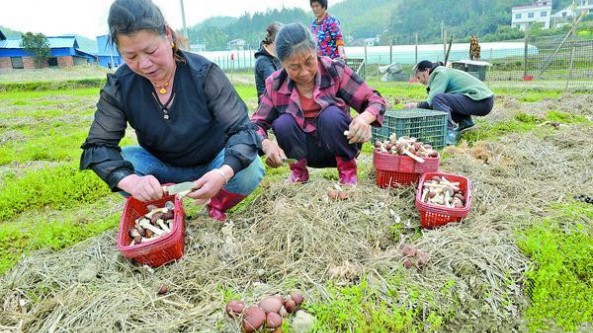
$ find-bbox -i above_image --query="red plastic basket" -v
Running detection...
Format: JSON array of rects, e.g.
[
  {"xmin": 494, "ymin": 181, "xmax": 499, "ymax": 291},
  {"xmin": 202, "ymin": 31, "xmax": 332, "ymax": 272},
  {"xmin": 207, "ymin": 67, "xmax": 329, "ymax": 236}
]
[
  {"xmin": 415, "ymin": 172, "xmax": 472, "ymax": 229},
  {"xmin": 117, "ymin": 194, "xmax": 185, "ymax": 267},
  {"xmin": 373, "ymin": 150, "xmax": 440, "ymax": 188}
]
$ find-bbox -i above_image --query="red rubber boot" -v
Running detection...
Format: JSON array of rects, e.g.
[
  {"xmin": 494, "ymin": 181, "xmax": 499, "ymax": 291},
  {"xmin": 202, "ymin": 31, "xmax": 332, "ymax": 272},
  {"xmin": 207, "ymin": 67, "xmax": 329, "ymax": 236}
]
[
  {"xmin": 206, "ymin": 188, "xmax": 247, "ymax": 221},
  {"xmin": 287, "ymin": 159, "xmax": 309, "ymax": 183},
  {"xmin": 336, "ymin": 156, "xmax": 357, "ymax": 185}
]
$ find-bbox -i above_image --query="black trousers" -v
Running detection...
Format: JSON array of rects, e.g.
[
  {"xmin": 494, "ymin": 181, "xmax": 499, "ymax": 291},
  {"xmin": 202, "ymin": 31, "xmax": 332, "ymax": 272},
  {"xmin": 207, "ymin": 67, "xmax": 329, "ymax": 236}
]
[
  {"xmin": 272, "ymin": 105, "xmax": 361, "ymax": 168},
  {"xmin": 431, "ymin": 93, "xmax": 494, "ymax": 130}
]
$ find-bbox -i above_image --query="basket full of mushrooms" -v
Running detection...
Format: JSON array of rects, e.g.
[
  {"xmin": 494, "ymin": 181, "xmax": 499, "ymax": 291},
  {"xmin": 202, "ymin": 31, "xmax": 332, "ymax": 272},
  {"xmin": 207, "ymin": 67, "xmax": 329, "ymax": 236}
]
[
  {"xmin": 117, "ymin": 194, "xmax": 185, "ymax": 267},
  {"xmin": 415, "ymin": 172, "xmax": 472, "ymax": 228},
  {"xmin": 373, "ymin": 135, "xmax": 440, "ymax": 188}
]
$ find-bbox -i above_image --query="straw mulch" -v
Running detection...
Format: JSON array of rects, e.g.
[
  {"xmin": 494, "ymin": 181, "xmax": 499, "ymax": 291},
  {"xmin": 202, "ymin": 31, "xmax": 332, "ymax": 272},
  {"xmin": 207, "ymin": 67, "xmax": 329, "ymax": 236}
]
[{"xmin": 1, "ymin": 95, "xmax": 592, "ymax": 333}]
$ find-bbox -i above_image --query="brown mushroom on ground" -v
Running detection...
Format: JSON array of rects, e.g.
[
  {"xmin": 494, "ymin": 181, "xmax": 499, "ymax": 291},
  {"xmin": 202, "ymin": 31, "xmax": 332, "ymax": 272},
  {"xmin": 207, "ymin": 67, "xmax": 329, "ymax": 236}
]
[
  {"xmin": 225, "ymin": 300, "xmax": 245, "ymax": 317},
  {"xmin": 327, "ymin": 190, "xmax": 349, "ymax": 200},
  {"xmin": 403, "ymin": 258, "xmax": 413, "ymax": 269},
  {"xmin": 290, "ymin": 293, "xmax": 305, "ymax": 306},
  {"xmin": 258, "ymin": 297, "xmax": 283, "ymax": 314},
  {"xmin": 242, "ymin": 306, "xmax": 266, "ymax": 333},
  {"xmin": 266, "ymin": 312, "xmax": 283, "ymax": 329},
  {"xmin": 284, "ymin": 299, "xmax": 297, "ymax": 313},
  {"xmin": 156, "ymin": 285, "xmax": 169, "ymax": 295}
]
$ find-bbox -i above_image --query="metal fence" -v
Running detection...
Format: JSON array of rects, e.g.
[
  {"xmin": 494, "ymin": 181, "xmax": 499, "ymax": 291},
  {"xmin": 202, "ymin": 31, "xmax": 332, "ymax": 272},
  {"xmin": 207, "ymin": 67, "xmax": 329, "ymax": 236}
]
[
  {"xmin": 482, "ymin": 35, "xmax": 593, "ymax": 91},
  {"xmin": 207, "ymin": 33, "xmax": 593, "ymax": 92}
]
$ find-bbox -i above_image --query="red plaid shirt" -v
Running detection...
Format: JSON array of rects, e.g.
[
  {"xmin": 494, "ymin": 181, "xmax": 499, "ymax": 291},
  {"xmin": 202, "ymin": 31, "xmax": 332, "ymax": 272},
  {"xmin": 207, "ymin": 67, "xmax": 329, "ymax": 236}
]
[{"xmin": 252, "ymin": 56, "xmax": 386, "ymax": 139}]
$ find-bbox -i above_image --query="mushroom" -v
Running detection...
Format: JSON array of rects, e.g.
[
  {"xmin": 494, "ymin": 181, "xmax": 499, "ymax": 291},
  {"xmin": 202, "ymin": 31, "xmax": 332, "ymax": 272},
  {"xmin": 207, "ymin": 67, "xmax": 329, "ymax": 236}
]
[
  {"xmin": 156, "ymin": 220, "xmax": 170, "ymax": 233},
  {"xmin": 138, "ymin": 219, "xmax": 165, "ymax": 236},
  {"xmin": 144, "ymin": 207, "xmax": 169, "ymax": 219}
]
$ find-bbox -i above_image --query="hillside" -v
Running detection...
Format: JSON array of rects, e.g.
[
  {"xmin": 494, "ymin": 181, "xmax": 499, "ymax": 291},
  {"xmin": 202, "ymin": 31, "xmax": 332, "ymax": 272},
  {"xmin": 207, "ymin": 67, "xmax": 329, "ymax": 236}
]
[
  {"xmin": 331, "ymin": 0, "xmax": 402, "ymax": 38},
  {"xmin": 183, "ymin": 0, "xmax": 578, "ymax": 49}
]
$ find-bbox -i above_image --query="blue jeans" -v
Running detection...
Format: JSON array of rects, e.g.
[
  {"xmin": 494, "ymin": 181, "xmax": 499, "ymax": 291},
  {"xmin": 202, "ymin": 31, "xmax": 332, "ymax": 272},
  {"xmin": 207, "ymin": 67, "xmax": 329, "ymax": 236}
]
[{"xmin": 121, "ymin": 146, "xmax": 264, "ymax": 195}]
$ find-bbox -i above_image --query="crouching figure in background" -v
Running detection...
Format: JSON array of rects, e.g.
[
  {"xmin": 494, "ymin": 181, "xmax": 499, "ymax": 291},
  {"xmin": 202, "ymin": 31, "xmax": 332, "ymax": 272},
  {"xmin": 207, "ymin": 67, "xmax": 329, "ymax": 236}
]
[
  {"xmin": 251, "ymin": 22, "xmax": 386, "ymax": 185},
  {"xmin": 405, "ymin": 60, "xmax": 494, "ymax": 146}
]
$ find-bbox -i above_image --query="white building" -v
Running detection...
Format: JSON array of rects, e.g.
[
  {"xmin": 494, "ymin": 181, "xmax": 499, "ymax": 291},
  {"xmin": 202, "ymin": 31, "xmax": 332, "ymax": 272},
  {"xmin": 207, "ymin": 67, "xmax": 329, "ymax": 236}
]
[
  {"xmin": 511, "ymin": 0, "xmax": 553, "ymax": 31},
  {"xmin": 226, "ymin": 39, "xmax": 247, "ymax": 51},
  {"xmin": 577, "ymin": 0, "xmax": 593, "ymax": 11},
  {"xmin": 550, "ymin": 5, "xmax": 577, "ymax": 27},
  {"xmin": 550, "ymin": 1, "xmax": 592, "ymax": 27}
]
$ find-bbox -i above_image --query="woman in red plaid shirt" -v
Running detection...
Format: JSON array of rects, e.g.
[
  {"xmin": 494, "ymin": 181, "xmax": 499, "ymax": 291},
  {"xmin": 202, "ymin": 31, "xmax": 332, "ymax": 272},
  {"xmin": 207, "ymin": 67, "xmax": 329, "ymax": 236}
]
[{"xmin": 251, "ymin": 22, "xmax": 386, "ymax": 185}]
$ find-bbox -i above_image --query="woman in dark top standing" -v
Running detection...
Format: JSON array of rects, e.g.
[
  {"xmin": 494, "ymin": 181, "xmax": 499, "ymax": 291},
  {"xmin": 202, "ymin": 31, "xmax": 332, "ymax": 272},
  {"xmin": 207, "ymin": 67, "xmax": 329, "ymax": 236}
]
[
  {"xmin": 80, "ymin": 0, "xmax": 264, "ymax": 221},
  {"xmin": 254, "ymin": 22, "xmax": 282, "ymax": 103}
]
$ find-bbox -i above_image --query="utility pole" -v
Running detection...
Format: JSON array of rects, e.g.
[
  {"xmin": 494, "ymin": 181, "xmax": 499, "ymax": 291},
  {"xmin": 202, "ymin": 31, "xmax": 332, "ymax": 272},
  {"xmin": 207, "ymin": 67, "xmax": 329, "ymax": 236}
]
[{"xmin": 180, "ymin": 0, "xmax": 188, "ymax": 41}]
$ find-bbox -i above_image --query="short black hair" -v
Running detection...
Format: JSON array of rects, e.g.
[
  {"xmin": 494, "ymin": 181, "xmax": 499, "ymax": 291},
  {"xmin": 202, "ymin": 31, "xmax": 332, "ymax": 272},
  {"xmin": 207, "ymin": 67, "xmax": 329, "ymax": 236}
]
[
  {"xmin": 263, "ymin": 22, "xmax": 283, "ymax": 45},
  {"xmin": 414, "ymin": 60, "xmax": 444, "ymax": 74},
  {"xmin": 310, "ymin": 0, "xmax": 328, "ymax": 10}
]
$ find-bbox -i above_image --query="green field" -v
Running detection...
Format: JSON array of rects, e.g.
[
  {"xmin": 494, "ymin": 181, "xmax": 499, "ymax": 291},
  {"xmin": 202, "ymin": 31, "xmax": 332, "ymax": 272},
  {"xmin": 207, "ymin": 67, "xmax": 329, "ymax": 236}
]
[{"xmin": 0, "ymin": 67, "xmax": 592, "ymax": 333}]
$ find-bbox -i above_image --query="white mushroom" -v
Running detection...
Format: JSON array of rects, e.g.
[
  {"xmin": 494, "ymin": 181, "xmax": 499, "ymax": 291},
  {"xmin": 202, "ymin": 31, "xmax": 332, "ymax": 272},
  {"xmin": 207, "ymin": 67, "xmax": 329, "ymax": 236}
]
[
  {"xmin": 145, "ymin": 207, "xmax": 169, "ymax": 219},
  {"xmin": 139, "ymin": 219, "xmax": 165, "ymax": 236},
  {"xmin": 156, "ymin": 220, "xmax": 170, "ymax": 233}
]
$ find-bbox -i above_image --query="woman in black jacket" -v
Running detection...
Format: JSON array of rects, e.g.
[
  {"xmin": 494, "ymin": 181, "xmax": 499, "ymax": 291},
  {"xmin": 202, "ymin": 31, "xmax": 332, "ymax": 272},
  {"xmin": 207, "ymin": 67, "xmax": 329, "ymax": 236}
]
[
  {"xmin": 254, "ymin": 22, "xmax": 283, "ymax": 104},
  {"xmin": 80, "ymin": 0, "xmax": 264, "ymax": 221}
]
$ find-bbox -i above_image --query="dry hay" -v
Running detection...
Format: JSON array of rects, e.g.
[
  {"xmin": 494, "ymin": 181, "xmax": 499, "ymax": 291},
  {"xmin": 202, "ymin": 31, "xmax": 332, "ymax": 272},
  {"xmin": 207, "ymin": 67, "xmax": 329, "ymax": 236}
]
[{"xmin": 1, "ymin": 107, "xmax": 592, "ymax": 333}]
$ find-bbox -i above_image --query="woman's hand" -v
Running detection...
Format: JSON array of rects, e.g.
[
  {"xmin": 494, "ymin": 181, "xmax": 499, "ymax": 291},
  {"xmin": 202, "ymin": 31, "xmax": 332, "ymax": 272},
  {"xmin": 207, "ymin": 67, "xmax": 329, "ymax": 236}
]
[
  {"xmin": 186, "ymin": 167, "xmax": 232, "ymax": 205},
  {"xmin": 346, "ymin": 112, "xmax": 374, "ymax": 144},
  {"xmin": 117, "ymin": 174, "xmax": 164, "ymax": 202},
  {"xmin": 338, "ymin": 46, "xmax": 347, "ymax": 60},
  {"xmin": 404, "ymin": 102, "xmax": 417, "ymax": 109},
  {"xmin": 262, "ymin": 139, "xmax": 287, "ymax": 168}
]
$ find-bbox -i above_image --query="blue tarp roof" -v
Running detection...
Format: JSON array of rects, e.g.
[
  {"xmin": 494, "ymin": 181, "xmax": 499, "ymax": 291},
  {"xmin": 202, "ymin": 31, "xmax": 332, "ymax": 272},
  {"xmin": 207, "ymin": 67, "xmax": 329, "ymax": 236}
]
[{"xmin": 0, "ymin": 35, "xmax": 78, "ymax": 49}]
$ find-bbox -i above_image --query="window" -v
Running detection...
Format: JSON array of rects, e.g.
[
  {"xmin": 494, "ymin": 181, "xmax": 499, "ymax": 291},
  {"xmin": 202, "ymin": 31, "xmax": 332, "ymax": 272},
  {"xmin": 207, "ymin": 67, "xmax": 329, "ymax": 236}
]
[
  {"xmin": 516, "ymin": 13, "xmax": 522, "ymax": 19},
  {"xmin": 528, "ymin": 12, "xmax": 534, "ymax": 18},
  {"xmin": 541, "ymin": 11, "xmax": 547, "ymax": 17},
  {"xmin": 10, "ymin": 57, "xmax": 23, "ymax": 69},
  {"xmin": 48, "ymin": 57, "xmax": 58, "ymax": 67}
]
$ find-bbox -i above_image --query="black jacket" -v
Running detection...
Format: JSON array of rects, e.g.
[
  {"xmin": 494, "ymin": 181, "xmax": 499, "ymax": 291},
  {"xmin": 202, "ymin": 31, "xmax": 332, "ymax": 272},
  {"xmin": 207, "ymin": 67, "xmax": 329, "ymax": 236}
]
[
  {"xmin": 254, "ymin": 43, "xmax": 281, "ymax": 100},
  {"xmin": 80, "ymin": 51, "xmax": 260, "ymax": 191}
]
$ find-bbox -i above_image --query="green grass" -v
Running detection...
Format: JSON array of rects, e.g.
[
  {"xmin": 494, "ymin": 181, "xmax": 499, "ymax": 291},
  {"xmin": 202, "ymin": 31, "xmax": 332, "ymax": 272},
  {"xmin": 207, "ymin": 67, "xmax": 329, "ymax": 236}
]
[
  {"xmin": 460, "ymin": 112, "xmax": 539, "ymax": 143},
  {"xmin": 0, "ymin": 163, "xmax": 112, "ymax": 221},
  {"xmin": 306, "ymin": 277, "xmax": 457, "ymax": 333},
  {"xmin": 0, "ymin": 206, "xmax": 120, "ymax": 275},
  {"xmin": 517, "ymin": 201, "xmax": 593, "ymax": 332},
  {"xmin": 461, "ymin": 109, "xmax": 590, "ymax": 145}
]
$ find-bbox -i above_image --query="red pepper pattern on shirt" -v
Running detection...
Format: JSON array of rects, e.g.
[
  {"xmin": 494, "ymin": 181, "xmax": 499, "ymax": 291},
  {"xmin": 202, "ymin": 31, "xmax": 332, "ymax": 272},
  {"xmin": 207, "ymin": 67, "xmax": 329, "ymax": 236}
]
[{"xmin": 310, "ymin": 13, "xmax": 344, "ymax": 59}]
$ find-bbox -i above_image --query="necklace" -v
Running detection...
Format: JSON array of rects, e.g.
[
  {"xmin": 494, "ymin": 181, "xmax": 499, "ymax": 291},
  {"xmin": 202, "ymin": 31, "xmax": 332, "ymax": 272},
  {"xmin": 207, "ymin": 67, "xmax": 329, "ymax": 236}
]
[
  {"xmin": 156, "ymin": 81, "xmax": 169, "ymax": 95},
  {"xmin": 154, "ymin": 64, "xmax": 176, "ymax": 95}
]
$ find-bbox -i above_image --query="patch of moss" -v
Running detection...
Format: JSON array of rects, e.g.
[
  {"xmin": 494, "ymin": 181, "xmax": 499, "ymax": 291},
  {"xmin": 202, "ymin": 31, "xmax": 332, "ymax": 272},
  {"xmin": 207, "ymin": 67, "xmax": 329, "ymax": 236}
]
[
  {"xmin": 517, "ymin": 201, "xmax": 593, "ymax": 333},
  {"xmin": 307, "ymin": 277, "xmax": 455, "ymax": 332},
  {"xmin": 545, "ymin": 110, "xmax": 589, "ymax": 124}
]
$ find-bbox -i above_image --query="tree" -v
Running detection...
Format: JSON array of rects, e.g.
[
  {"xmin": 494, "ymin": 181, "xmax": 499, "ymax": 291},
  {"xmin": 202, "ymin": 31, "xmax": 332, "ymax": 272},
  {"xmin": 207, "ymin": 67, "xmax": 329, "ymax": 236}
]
[{"xmin": 21, "ymin": 32, "xmax": 50, "ymax": 68}]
